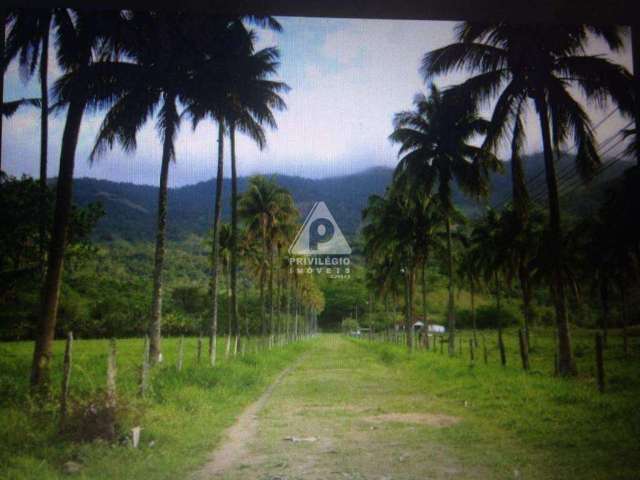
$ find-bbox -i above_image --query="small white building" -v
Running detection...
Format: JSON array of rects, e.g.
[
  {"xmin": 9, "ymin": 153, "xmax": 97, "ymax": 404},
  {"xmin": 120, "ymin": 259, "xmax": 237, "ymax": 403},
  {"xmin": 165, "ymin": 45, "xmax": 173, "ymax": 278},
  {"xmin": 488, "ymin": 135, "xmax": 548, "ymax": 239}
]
[{"xmin": 412, "ymin": 320, "xmax": 445, "ymax": 333}]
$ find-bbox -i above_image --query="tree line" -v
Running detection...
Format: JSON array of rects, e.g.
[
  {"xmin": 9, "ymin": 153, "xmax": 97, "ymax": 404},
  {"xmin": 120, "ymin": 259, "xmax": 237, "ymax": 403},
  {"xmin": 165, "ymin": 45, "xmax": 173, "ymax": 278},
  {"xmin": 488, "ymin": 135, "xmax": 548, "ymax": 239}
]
[
  {"xmin": 363, "ymin": 23, "xmax": 639, "ymax": 376},
  {"xmin": 1, "ymin": 9, "xmax": 325, "ymax": 391}
]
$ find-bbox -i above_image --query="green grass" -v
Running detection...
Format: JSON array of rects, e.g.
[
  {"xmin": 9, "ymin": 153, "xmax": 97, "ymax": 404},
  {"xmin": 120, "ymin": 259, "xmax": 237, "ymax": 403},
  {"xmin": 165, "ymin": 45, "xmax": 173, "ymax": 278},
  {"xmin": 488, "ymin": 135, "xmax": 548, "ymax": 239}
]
[
  {"xmin": 2, "ymin": 330, "xmax": 639, "ymax": 479},
  {"xmin": 355, "ymin": 327, "xmax": 640, "ymax": 479},
  {"xmin": 0, "ymin": 336, "xmax": 311, "ymax": 479}
]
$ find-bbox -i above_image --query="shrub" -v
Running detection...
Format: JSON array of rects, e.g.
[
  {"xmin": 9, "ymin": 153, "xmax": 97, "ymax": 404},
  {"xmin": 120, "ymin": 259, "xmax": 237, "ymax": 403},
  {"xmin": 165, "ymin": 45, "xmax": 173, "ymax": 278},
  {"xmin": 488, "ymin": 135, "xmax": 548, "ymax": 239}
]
[
  {"xmin": 62, "ymin": 393, "xmax": 140, "ymax": 444},
  {"xmin": 456, "ymin": 305, "xmax": 521, "ymax": 329},
  {"xmin": 341, "ymin": 317, "xmax": 358, "ymax": 333}
]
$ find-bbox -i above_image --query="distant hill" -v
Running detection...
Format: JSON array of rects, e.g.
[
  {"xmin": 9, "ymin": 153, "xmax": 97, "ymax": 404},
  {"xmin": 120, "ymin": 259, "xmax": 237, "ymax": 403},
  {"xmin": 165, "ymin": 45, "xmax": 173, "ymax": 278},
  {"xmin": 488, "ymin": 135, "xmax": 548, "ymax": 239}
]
[{"xmin": 71, "ymin": 154, "xmax": 634, "ymax": 241}]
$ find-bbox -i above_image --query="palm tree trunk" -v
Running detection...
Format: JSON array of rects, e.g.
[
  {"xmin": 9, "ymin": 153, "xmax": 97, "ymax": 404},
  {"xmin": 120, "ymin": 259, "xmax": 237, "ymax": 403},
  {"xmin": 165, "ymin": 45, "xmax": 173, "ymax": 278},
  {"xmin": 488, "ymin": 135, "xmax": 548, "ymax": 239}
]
[
  {"xmin": 268, "ymin": 244, "xmax": 275, "ymax": 344},
  {"xmin": 621, "ymin": 283, "xmax": 629, "ymax": 355},
  {"xmin": 470, "ymin": 278, "xmax": 478, "ymax": 347},
  {"xmin": 294, "ymin": 282, "xmax": 299, "ymax": 340},
  {"xmin": 632, "ymin": 25, "xmax": 640, "ymax": 167},
  {"xmin": 259, "ymin": 266, "xmax": 266, "ymax": 336},
  {"xmin": 149, "ymin": 100, "xmax": 177, "ymax": 365},
  {"xmin": 30, "ymin": 95, "xmax": 86, "ymax": 388},
  {"xmin": 0, "ymin": 9, "xmax": 6, "ymax": 173},
  {"xmin": 519, "ymin": 261, "xmax": 532, "ymax": 348},
  {"xmin": 535, "ymin": 95, "xmax": 576, "ymax": 376},
  {"xmin": 404, "ymin": 268, "xmax": 412, "ymax": 350},
  {"xmin": 422, "ymin": 260, "xmax": 429, "ymax": 349},
  {"xmin": 446, "ymin": 214, "xmax": 456, "ymax": 356},
  {"xmin": 599, "ymin": 276, "xmax": 610, "ymax": 346},
  {"xmin": 229, "ymin": 124, "xmax": 239, "ymax": 344},
  {"xmin": 511, "ymin": 134, "xmax": 529, "ymax": 219},
  {"xmin": 226, "ymin": 266, "xmax": 232, "ymax": 358},
  {"xmin": 495, "ymin": 272, "xmax": 506, "ymax": 366},
  {"xmin": 38, "ymin": 23, "xmax": 50, "ymax": 275},
  {"xmin": 208, "ymin": 122, "xmax": 224, "ymax": 367}
]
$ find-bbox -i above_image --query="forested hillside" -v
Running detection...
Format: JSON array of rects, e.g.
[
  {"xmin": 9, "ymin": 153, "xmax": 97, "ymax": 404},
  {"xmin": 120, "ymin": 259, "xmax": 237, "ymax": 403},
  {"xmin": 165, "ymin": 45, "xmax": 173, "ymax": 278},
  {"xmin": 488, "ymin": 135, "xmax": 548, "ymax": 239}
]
[{"xmin": 72, "ymin": 154, "xmax": 632, "ymax": 241}]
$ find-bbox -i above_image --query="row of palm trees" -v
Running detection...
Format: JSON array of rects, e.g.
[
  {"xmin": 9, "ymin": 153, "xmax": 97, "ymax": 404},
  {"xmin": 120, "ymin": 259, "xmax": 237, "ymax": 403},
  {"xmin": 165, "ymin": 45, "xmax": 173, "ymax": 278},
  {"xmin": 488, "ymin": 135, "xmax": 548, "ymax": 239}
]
[
  {"xmin": 1, "ymin": 9, "xmax": 299, "ymax": 389},
  {"xmin": 364, "ymin": 23, "xmax": 637, "ymax": 375}
]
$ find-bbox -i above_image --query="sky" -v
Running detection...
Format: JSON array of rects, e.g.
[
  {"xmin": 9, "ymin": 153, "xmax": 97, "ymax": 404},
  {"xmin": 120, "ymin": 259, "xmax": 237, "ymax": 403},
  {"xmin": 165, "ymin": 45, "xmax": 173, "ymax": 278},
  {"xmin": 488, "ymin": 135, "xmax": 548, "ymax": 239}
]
[{"xmin": 2, "ymin": 17, "xmax": 634, "ymax": 186}]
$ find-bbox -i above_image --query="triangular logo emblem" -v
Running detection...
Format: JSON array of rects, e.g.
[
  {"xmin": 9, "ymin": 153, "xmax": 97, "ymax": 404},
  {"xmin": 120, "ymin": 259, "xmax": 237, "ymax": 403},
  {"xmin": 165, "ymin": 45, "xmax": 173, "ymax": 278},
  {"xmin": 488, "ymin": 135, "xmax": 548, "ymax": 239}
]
[{"xmin": 289, "ymin": 202, "xmax": 352, "ymax": 255}]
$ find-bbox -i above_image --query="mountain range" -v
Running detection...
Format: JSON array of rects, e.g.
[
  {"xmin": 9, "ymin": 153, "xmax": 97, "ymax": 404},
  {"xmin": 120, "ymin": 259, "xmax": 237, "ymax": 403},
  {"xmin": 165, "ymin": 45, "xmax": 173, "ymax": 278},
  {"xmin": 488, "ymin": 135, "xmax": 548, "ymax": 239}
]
[{"xmin": 72, "ymin": 153, "xmax": 633, "ymax": 242}]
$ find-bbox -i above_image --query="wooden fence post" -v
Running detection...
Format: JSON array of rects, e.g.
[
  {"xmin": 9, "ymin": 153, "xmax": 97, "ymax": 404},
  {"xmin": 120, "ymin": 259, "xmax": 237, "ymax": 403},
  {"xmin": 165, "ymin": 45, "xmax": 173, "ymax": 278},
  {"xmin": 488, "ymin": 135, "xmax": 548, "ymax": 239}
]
[
  {"xmin": 623, "ymin": 325, "xmax": 629, "ymax": 356},
  {"xmin": 459, "ymin": 336, "xmax": 463, "ymax": 357},
  {"xmin": 177, "ymin": 336, "xmax": 184, "ymax": 371},
  {"xmin": 518, "ymin": 328, "xmax": 530, "ymax": 371},
  {"xmin": 197, "ymin": 335, "xmax": 203, "ymax": 364},
  {"xmin": 596, "ymin": 333, "xmax": 605, "ymax": 393},
  {"xmin": 140, "ymin": 335, "xmax": 150, "ymax": 397},
  {"xmin": 106, "ymin": 339, "xmax": 117, "ymax": 408},
  {"xmin": 498, "ymin": 328, "xmax": 506, "ymax": 366},
  {"xmin": 482, "ymin": 335, "xmax": 488, "ymax": 365},
  {"xmin": 59, "ymin": 332, "xmax": 73, "ymax": 432},
  {"xmin": 469, "ymin": 338, "xmax": 474, "ymax": 364},
  {"xmin": 440, "ymin": 336, "xmax": 444, "ymax": 354}
]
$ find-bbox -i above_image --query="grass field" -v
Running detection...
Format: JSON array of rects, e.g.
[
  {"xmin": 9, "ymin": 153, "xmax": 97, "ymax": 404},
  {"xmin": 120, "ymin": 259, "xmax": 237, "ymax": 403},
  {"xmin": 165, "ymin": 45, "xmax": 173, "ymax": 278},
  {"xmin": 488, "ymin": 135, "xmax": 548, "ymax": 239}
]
[
  {"xmin": 0, "ymin": 336, "xmax": 311, "ymax": 479},
  {"xmin": 361, "ymin": 327, "xmax": 640, "ymax": 478},
  {"xmin": 1, "ymin": 329, "xmax": 638, "ymax": 479}
]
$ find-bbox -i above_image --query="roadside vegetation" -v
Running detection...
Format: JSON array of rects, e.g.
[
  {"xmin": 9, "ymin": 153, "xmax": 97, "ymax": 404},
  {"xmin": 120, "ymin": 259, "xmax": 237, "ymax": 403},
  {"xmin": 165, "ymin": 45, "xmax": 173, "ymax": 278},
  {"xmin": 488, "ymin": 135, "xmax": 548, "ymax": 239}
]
[
  {"xmin": 0, "ymin": 336, "xmax": 311, "ymax": 479},
  {"xmin": 352, "ymin": 331, "xmax": 640, "ymax": 479}
]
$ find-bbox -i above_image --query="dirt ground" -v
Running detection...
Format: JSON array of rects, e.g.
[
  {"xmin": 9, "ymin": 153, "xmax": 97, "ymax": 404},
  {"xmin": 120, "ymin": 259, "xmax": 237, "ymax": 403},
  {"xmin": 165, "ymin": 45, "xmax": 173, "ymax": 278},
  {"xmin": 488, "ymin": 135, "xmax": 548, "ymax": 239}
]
[{"xmin": 191, "ymin": 336, "xmax": 488, "ymax": 480}]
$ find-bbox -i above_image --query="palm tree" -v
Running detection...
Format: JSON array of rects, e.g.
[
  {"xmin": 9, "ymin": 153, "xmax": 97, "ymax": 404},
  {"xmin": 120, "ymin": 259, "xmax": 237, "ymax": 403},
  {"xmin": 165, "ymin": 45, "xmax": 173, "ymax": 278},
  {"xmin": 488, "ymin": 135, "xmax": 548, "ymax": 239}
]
[
  {"xmin": 0, "ymin": 9, "xmax": 8, "ymax": 173},
  {"xmin": 362, "ymin": 189, "xmax": 441, "ymax": 350},
  {"xmin": 423, "ymin": 23, "xmax": 634, "ymax": 374},
  {"xmin": 5, "ymin": 9, "xmax": 53, "ymax": 269},
  {"xmin": 89, "ymin": 11, "xmax": 215, "ymax": 364},
  {"xmin": 181, "ymin": 18, "xmax": 283, "ymax": 364},
  {"xmin": 221, "ymin": 26, "xmax": 288, "ymax": 347},
  {"xmin": 214, "ymin": 223, "xmax": 233, "ymax": 357},
  {"xmin": 458, "ymin": 238, "xmax": 481, "ymax": 346},
  {"xmin": 30, "ymin": 9, "xmax": 123, "ymax": 387},
  {"xmin": 389, "ymin": 84, "xmax": 500, "ymax": 355},
  {"xmin": 239, "ymin": 176, "xmax": 297, "ymax": 341}
]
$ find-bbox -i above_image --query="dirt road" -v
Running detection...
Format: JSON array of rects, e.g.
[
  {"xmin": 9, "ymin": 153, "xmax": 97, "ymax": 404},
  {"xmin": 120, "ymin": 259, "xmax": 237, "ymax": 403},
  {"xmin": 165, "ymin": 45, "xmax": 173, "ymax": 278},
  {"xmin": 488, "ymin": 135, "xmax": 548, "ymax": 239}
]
[{"xmin": 193, "ymin": 336, "xmax": 486, "ymax": 480}]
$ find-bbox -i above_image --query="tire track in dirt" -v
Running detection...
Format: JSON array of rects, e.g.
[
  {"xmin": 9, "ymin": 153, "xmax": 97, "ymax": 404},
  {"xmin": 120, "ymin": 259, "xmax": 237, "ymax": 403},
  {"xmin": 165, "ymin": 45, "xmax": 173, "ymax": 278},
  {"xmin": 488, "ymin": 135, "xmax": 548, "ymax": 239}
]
[{"xmin": 191, "ymin": 355, "xmax": 305, "ymax": 479}]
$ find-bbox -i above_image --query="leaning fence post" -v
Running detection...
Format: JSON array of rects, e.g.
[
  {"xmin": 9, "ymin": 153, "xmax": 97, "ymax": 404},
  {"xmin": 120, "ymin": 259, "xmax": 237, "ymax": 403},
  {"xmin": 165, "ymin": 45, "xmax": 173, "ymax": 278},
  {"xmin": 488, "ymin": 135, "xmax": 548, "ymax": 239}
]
[
  {"xmin": 106, "ymin": 338, "xmax": 117, "ymax": 408},
  {"xmin": 140, "ymin": 335, "xmax": 150, "ymax": 397},
  {"xmin": 498, "ymin": 328, "xmax": 506, "ymax": 366},
  {"xmin": 59, "ymin": 331, "xmax": 73, "ymax": 432},
  {"xmin": 596, "ymin": 333, "xmax": 605, "ymax": 393},
  {"xmin": 482, "ymin": 335, "xmax": 488, "ymax": 365},
  {"xmin": 177, "ymin": 336, "xmax": 184, "ymax": 371},
  {"xmin": 518, "ymin": 328, "xmax": 530, "ymax": 371},
  {"xmin": 469, "ymin": 338, "xmax": 475, "ymax": 364}
]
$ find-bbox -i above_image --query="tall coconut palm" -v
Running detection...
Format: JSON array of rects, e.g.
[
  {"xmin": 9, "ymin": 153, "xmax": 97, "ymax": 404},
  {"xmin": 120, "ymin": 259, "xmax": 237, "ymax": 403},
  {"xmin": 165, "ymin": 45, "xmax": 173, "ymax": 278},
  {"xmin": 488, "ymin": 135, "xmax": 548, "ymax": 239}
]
[
  {"xmin": 0, "ymin": 9, "xmax": 8, "ymax": 173},
  {"xmin": 389, "ymin": 84, "xmax": 500, "ymax": 355},
  {"xmin": 223, "ymin": 38, "xmax": 288, "ymax": 347},
  {"xmin": 423, "ymin": 23, "xmax": 634, "ymax": 374},
  {"xmin": 5, "ymin": 9, "xmax": 54, "ymax": 269},
  {"xmin": 181, "ymin": 19, "xmax": 280, "ymax": 364},
  {"xmin": 362, "ymin": 189, "xmax": 439, "ymax": 350},
  {"xmin": 30, "ymin": 9, "xmax": 123, "ymax": 387},
  {"xmin": 239, "ymin": 176, "xmax": 297, "ymax": 340},
  {"xmin": 89, "ymin": 11, "xmax": 214, "ymax": 364}
]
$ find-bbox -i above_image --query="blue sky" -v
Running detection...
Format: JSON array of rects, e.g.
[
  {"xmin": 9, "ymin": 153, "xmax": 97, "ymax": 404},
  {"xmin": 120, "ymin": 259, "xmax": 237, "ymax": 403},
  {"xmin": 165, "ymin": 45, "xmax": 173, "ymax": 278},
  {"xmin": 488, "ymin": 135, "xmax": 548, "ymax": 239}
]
[{"xmin": 2, "ymin": 17, "xmax": 633, "ymax": 186}]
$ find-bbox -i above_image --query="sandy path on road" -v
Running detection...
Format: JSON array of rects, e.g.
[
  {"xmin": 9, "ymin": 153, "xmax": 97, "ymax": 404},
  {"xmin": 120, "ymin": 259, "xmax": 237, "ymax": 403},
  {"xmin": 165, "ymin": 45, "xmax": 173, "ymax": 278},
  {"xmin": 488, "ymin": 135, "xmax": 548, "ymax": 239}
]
[{"xmin": 192, "ymin": 336, "xmax": 485, "ymax": 480}]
